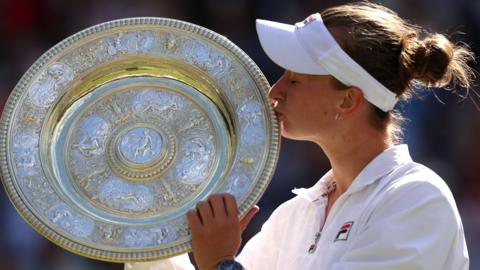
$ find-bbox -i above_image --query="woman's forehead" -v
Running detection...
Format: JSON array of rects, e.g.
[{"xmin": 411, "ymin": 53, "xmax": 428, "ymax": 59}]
[{"xmin": 286, "ymin": 70, "xmax": 306, "ymax": 78}]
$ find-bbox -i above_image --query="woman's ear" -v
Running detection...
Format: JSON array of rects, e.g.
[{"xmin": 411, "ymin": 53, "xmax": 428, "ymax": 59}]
[{"xmin": 339, "ymin": 87, "xmax": 364, "ymax": 116}]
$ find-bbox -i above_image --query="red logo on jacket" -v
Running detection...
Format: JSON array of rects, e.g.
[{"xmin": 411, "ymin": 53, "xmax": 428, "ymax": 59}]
[{"xmin": 335, "ymin": 221, "xmax": 354, "ymax": 241}]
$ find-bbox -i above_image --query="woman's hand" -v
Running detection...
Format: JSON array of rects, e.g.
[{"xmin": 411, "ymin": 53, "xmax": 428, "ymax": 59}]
[{"xmin": 187, "ymin": 193, "xmax": 259, "ymax": 270}]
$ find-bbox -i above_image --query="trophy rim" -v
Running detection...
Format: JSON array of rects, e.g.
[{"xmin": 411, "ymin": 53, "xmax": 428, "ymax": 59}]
[{"xmin": 0, "ymin": 17, "xmax": 280, "ymax": 262}]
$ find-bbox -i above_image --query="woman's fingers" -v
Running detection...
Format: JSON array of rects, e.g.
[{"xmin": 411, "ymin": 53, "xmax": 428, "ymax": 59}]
[
  {"xmin": 187, "ymin": 210, "xmax": 203, "ymax": 231},
  {"xmin": 190, "ymin": 193, "xmax": 258, "ymax": 231},
  {"xmin": 188, "ymin": 194, "xmax": 244, "ymax": 270},
  {"xmin": 224, "ymin": 193, "xmax": 238, "ymax": 217},
  {"xmin": 196, "ymin": 201, "xmax": 214, "ymax": 226},
  {"xmin": 208, "ymin": 194, "xmax": 227, "ymax": 218}
]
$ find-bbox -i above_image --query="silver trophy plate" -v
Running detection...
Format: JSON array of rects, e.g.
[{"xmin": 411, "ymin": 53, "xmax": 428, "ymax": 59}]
[{"xmin": 0, "ymin": 17, "xmax": 280, "ymax": 262}]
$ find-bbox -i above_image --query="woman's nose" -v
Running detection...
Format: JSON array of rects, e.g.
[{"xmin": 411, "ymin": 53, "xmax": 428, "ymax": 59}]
[{"xmin": 268, "ymin": 74, "xmax": 287, "ymax": 104}]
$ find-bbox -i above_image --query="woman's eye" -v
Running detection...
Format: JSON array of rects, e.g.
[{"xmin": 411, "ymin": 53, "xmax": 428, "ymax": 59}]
[{"xmin": 289, "ymin": 80, "xmax": 298, "ymax": 85}]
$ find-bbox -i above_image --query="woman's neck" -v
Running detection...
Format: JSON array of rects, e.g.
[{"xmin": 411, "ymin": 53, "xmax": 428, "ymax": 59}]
[{"xmin": 318, "ymin": 129, "xmax": 392, "ymax": 196}]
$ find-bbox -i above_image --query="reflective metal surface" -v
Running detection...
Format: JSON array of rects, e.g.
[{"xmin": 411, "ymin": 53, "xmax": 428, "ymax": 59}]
[{"xmin": 0, "ymin": 17, "xmax": 280, "ymax": 262}]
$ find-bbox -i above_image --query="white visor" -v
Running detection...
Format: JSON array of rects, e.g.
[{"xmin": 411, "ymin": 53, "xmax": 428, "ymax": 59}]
[{"xmin": 256, "ymin": 13, "xmax": 398, "ymax": 112}]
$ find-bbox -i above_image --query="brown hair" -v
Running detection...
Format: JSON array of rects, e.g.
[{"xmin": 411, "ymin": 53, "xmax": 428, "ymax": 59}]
[{"xmin": 321, "ymin": 2, "xmax": 476, "ymax": 143}]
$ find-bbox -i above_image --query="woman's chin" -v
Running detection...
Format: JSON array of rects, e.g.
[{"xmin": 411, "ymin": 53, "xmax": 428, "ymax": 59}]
[
  {"xmin": 280, "ymin": 124, "xmax": 297, "ymax": 140},
  {"xmin": 279, "ymin": 120, "xmax": 303, "ymax": 140},
  {"xmin": 280, "ymin": 124, "xmax": 313, "ymax": 141}
]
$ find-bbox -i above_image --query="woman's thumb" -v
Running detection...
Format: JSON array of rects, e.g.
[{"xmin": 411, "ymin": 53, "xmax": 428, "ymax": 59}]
[{"xmin": 240, "ymin": 205, "xmax": 260, "ymax": 231}]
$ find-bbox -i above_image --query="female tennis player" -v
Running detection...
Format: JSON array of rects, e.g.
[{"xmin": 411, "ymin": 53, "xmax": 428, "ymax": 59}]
[{"xmin": 126, "ymin": 2, "xmax": 474, "ymax": 270}]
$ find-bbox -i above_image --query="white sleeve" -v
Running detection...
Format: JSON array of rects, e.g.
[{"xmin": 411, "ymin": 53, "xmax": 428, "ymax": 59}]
[
  {"xmin": 237, "ymin": 200, "xmax": 294, "ymax": 270},
  {"xmin": 331, "ymin": 180, "xmax": 469, "ymax": 270},
  {"xmin": 124, "ymin": 253, "xmax": 195, "ymax": 270}
]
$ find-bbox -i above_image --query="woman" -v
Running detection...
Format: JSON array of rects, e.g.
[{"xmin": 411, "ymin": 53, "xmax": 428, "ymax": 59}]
[{"xmin": 126, "ymin": 2, "xmax": 474, "ymax": 270}]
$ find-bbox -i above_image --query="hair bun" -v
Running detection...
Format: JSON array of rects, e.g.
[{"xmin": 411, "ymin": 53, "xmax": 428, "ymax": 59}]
[
  {"xmin": 411, "ymin": 34, "xmax": 454, "ymax": 86},
  {"xmin": 400, "ymin": 32, "xmax": 474, "ymax": 89}
]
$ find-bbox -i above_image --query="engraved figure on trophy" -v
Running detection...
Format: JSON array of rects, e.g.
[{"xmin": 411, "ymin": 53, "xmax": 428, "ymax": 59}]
[
  {"xmin": 163, "ymin": 33, "xmax": 180, "ymax": 54},
  {"xmin": 76, "ymin": 166, "xmax": 108, "ymax": 192},
  {"xmin": 134, "ymin": 129, "xmax": 154, "ymax": 158},
  {"xmin": 225, "ymin": 174, "xmax": 250, "ymax": 198},
  {"xmin": 133, "ymin": 89, "xmax": 184, "ymax": 120},
  {"xmin": 190, "ymin": 42, "xmax": 216, "ymax": 72},
  {"xmin": 73, "ymin": 116, "xmax": 110, "ymax": 158},
  {"xmin": 155, "ymin": 92, "xmax": 184, "ymax": 120},
  {"xmin": 25, "ymin": 175, "xmax": 55, "ymax": 212},
  {"xmin": 47, "ymin": 203, "xmax": 95, "ymax": 238},
  {"xmin": 98, "ymin": 178, "xmax": 154, "ymax": 213},
  {"xmin": 151, "ymin": 224, "xmax": 176, "ymax": 244},
  {"xmin": 238, "ymin": 101, "xmax": 265, "ymax": 145},
  {"xmin": 121, "ymin": 33, "xmax": 139, "ymax": 53},
  {"xmin": 106, "ymin": 34, "xmax": 128, "ymax": 56},
  {"xmin": 155, "ymin": 173, "xmax": 181, "ymax": 205},
  {"xmin": 177, "ymin": 108, "xmax": 209, "ymax": 134},
  {"xmin": 239, "ymin": 101, "xmax": 263, "ymax": 126},
  {"xmin": 210, "ymin": 54, "xmax": 230, "ymax": 78},
  {"xmin": 29, "ymin": 63, "xmax": 74, "ymax": 108},
  {"xmin": 105, "ymin": 97, "xmax": 135, "ymax": 125},
  {"xmin": 120, "ymin": 127, "xmax": 163, "ymax": 164},
  {"xmin": 13, "ymin": 132, "xmax": 38, "ymax": 172},
  {"xmin": 105, "ymin": 32, "xmax": 155, "ymax": 56},
  {"xmin": 124, "ymin": 227, "xmax": 156, "ymax": 248},
  {"xmin": 137, "ymin": 31, "xmax": 156, "ymax": 53},
  {"xmin": 176, "ymin": 137, "xmax": 213, "ymax": 184},
  {"xmin": 67, "ymin": 42, "xmax": 107, "ymax": 74},
  {"xmin": 188, "ymin": 41, "xmax": 230, "ymax": 77},
  {"xmin": 99, "ymin": 224, "xmax": 123, "ymax": 242},
  {"xmin": 47, "ymin": 63, "xmax": 74, "ymax": 87},
  {"xmin": 19, "ymin": 107, "xmax": 43, "ymax": 126},
  {"xmin": 124, "ymin": 224, "xmax": 176, "ymax": 248},
  {"xmin": 223, "ymin": 68, "xmax": 251, "ymax": 103}
]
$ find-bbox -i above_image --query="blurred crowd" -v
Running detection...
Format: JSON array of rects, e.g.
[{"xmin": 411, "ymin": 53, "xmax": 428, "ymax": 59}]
[{"xmin": 0, "ymin": 0, "xmax": 479, "ymax": 269}]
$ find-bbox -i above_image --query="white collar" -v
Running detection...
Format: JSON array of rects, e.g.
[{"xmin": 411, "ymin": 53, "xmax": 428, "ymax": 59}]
[
  {"xmin": 292, "ymin": 170, "xmax": 334, "ymax": 203},
  {"xmin": 292, "ymin": 144, "xmax": 413, "ymax": 202}
]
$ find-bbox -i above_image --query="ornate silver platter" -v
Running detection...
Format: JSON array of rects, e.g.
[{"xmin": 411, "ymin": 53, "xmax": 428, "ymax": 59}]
[{"xmin": 0, "ymin": 17, "xmax": 279, "ymax": 262}]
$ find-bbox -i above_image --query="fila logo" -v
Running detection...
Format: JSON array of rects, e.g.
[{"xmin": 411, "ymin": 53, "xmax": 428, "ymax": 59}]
[{"xmin": 334, "ymin": 221, "xmax": 354, "ymax": 242}]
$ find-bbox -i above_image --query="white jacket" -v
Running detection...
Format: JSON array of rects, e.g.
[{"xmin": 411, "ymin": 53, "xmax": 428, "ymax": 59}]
[{"xmin": 126, "ymin": 144, "xmax": 469, "ymax": 270}]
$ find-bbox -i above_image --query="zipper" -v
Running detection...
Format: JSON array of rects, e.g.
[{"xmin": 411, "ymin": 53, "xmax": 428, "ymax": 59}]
[
  {"xmin": 308, "ymin": 231, "xmax": 322, "ymax": 253},
  {"xmin": 306, "ymin": 197, "xmax": 327, "ymax": 254},
  {"xmin": 307, "ymin": 191, "xmax": 348, "ymax": 254}
]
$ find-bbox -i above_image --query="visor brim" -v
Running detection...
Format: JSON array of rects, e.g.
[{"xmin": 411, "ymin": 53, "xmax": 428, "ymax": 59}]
[{"xmin": 256, "ymin": 19, "xmax": 329, "ymax": 75}]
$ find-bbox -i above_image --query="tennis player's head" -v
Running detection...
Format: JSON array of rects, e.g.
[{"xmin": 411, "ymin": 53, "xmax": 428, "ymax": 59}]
[{"xmin": 256, "ymin": 2, "xmax": 475, "ymax": 144}]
